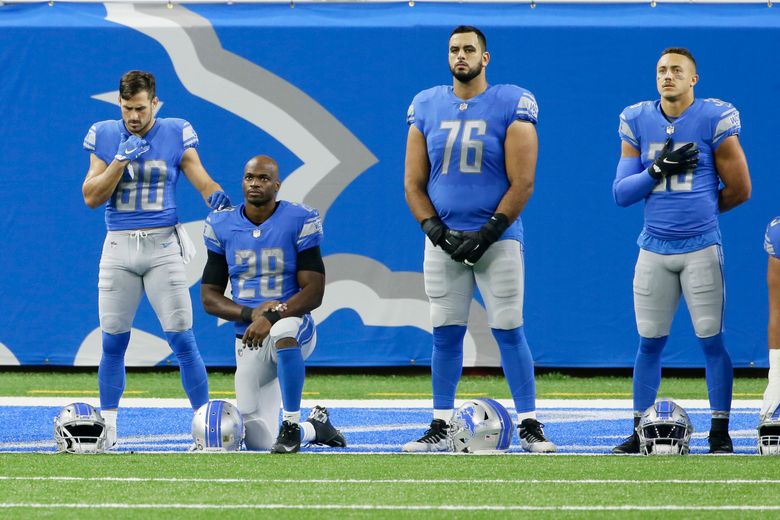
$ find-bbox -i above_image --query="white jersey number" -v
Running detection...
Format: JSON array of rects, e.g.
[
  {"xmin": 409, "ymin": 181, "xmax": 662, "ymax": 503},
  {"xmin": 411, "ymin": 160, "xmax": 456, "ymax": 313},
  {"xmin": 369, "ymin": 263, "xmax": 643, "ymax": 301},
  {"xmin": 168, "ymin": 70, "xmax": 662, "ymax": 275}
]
[
  {"xmin": 439, "ymin": 120, "xmax": 486, "ymax": 174},
  {"xmin": 114, "ymin": 161, "xmax": 168, "ymax": 211},
  {"xmin": 647, "ymin": 142, "xmax": 695, "ymax": 193},
  {"xmin": 235, "ymin": 248, "xmax": 285, "ymax": 300}
]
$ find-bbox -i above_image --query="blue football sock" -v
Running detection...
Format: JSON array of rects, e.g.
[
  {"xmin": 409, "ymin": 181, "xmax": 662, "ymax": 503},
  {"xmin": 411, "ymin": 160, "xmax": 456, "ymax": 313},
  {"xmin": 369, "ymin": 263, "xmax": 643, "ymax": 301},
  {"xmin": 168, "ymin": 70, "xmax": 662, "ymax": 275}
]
[
  {"xmin": 165, "ymin": 330, "xmax": 209, "ymax": 409},
  {"xmin": 492, "ymin": 327, "xmax": 536, "ymax": 414},
  {"xmin": 432, "ymin": 325, "xmax": 467, "ymax": 410},
  {"xmin": 277, "ymin": 346, "xmax": 305, "ymax": 415},
  {"xmin": 98, "ymin": 331, "xmax": 131, "ymax": 409},
  {"xmin": 700, "ymin": 333, "xmax": 733, "ymax": 415},
  {"xmin": 633, "ymin": 336, "xmax": 668, "ymax": 413}
]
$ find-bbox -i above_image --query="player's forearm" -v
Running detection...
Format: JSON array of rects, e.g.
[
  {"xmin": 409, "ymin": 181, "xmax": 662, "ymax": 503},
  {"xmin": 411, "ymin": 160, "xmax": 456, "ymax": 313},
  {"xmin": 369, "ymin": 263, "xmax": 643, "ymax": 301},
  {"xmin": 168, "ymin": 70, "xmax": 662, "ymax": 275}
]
[
  {"xmin": 200, "ymin": 286, "xmax": 245, "ymax": 322},
  {"xmin": 404, "ymin": 184, "xmax": 438, "ymax": 223},
  {"xmin": 718, "ymin": 184, "xmax": 751, "ymax": 213},
  {"xmin": 495, "ymin": 180, "xmax": 533, "ymax": 223},
  {"xmin": 613, "ymin": 157, "xmax": 656, "ymax": 207},
  {"xmin": 199, "ymin": 182, "xmax": 224, "ymax": 202},
  {"xmin": 278, "ymin": 285, "xmax": 324, "ymax": 319},
  {"xmin": 82, "ymin": 161, "xmax": 127, "ymax": 208}
]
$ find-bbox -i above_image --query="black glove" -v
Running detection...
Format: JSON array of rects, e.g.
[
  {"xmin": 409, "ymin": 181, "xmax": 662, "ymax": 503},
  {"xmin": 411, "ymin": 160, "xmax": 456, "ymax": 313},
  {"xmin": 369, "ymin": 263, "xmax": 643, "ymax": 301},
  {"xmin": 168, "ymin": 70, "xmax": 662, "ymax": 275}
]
[
  {"xmin": 422, "ymin": 217, "xmax": 466, "ymax": 255},
  {"xmin": 441, "ymin": 229, "xmax": 465, "ymax": 256},
  {"xmin": 421, "ymin": 216, "xmax": 447, "ymax": 246},
  {"xmin": 450, "ymin": 213, "xmax": 510, "ymax": 266},
  {"xmin": 648, "ymin": 138, "xmax": 699, "ymax": 180}
]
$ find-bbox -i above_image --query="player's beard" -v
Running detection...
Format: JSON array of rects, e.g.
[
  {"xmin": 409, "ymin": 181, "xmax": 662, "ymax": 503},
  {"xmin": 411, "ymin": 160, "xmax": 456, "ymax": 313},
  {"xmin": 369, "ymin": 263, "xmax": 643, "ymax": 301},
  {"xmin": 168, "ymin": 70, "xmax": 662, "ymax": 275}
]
[{"xmin": 450, "ymin": 62, "xmax": 483, "ymax": 84}]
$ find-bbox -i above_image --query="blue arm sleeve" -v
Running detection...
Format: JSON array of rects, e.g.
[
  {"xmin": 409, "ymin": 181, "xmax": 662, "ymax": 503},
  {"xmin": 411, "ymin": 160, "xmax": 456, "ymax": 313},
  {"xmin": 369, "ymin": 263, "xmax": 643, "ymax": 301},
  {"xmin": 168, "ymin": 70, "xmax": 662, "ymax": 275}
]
[{"xmin": 612, "ymin": 157, "xmax": 658, "ymax": 207}]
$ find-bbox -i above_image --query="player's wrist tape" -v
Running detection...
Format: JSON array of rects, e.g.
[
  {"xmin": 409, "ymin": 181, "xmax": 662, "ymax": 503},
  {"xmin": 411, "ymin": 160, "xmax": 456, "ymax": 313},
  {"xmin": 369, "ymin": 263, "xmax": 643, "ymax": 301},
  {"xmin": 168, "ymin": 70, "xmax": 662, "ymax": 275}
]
[
  {"xmin": 262, "ymin": 310, "xmax": 282, "ymax": 325},
  {"xmin": 240, "ymin": 306, "xmax": 254, "ymax": 323}
]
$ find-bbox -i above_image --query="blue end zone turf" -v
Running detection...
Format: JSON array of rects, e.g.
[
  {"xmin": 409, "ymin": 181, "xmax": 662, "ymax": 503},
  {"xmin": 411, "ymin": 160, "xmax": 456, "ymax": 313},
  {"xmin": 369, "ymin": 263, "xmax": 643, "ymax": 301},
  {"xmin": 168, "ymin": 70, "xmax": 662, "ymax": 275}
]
[{"xmin": 0, "ymin": 405, "xmax": 762, "ymax": 454}]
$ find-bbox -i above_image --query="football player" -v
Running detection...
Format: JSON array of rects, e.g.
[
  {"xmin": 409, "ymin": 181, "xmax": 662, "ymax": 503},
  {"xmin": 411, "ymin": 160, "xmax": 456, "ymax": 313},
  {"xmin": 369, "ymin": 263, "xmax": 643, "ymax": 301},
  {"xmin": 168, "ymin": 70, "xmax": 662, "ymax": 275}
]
[
  {"xmin": 82, "ymin": 71, "xmax": 229, "ymax": 448},
  {"xmin": 403, "ymin": 25, "xmax": 555, "ymax": 453},
  {"xmin": 200, "ymin": 155, "xmax": 346, "ymax": 453},
  {"xmin": 612, "ymin": 49, "xmax": 751, "ymax": 454},
  {"xmin": 761, "ymin": 219, "xmax": 780, "ymax": 422}
]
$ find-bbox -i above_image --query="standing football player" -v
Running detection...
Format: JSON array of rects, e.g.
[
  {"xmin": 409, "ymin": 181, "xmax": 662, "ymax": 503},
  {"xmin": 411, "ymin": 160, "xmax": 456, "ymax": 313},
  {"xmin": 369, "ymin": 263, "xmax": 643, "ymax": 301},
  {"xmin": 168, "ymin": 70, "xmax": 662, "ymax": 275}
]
[
  {"xmin": 82, "ymin": 71, "xmax": 230, "ymax": 448},
  {"xmin": 200, "ymin": 155, "xmax": 346, "ymax": 453},
  {"xmin": 612, "ymin": 49, "xmax": 751, "ymax": 454},
  {"xmin": 760, "ymin": 220, "xmax": 780, "ymax": 423},
  {"xmin": 402, "ymin": 26, "xmax": 555, "ymax": 453}
]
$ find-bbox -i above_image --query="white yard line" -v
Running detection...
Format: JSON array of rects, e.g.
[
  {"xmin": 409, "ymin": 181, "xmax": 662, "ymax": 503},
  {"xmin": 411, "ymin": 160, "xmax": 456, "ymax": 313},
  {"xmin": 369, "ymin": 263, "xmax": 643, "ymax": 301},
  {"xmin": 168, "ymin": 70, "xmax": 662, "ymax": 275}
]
[
  {"xmin": 1, "ymin": 476, "xmax": 779, "ymax": 484},
  {"xmin": 0, "ymin": 397, "xmax": 763, "ymax": 409},
  {"xmin": 0, "ymin": 503, "xmax": 779, "ymax": 511}
]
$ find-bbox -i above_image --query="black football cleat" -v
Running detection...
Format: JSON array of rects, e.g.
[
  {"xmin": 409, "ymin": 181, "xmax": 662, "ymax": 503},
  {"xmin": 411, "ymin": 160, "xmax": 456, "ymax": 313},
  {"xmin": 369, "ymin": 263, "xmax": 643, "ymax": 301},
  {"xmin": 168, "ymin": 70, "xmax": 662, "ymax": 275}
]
[
  {"xmin": 612, "ymin": 432, "xmax": 641, "ymax": 454},
  {"xmin": 306, "ymin": 405, "xmax": 347, "ymax": 448},
  {"xmin": 271, "ymin": 420, "xmax": 301, "ymax": 454},
  {"xmin": 518, "ymin": 418, "xmax": 557, "ymax": 453},
  {"xmin": 402, "ymin": 419, "xmax": 450, "ymax": 452},
  {"xmin": 708, "ymin": 430, "xmax": 733, "ymax": 454}
]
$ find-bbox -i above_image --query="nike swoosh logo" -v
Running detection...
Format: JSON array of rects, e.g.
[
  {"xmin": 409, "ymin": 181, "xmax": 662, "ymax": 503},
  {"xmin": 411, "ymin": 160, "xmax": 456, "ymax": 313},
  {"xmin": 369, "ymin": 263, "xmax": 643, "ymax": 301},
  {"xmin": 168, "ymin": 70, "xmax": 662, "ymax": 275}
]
[
  {"xmin": 124, "ymin": 146, "xmax": 138, "ymax": 154},
  {"xmin": 662, "ymin": 158, "xmax": 678, "ymax": 165}
]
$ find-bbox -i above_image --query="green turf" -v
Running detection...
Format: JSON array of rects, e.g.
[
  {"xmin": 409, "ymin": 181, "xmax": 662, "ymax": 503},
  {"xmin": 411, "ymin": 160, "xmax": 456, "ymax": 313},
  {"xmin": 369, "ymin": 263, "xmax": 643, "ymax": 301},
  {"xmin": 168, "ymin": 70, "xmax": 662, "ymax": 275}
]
[
  {"xmin": 0, "ymin": 454, "xmax": 778, "ymax": 519},
  {"xmin": 0, "ymin": 370, "xmax": 767, "ymax": 399}
]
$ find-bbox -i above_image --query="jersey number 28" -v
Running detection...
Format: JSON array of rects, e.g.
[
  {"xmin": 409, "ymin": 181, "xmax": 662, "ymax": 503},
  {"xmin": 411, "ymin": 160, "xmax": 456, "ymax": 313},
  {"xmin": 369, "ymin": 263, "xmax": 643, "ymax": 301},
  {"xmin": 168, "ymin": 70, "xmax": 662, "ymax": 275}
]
[{"xmin": 235, "ymin": 248, "xmax": 284, "ymax": 299}]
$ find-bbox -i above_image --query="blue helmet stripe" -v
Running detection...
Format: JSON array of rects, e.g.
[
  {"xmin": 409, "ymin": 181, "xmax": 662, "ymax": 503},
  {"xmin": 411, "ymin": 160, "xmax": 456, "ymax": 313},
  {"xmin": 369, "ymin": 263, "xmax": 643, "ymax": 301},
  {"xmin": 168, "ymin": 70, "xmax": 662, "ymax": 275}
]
[
  {"xmin": 75, "ymin": 402, "xmax": 88, "ymax": 417},
  {"xmin": 483, "ymin": 398, "xmax": 512, "ymax": 450},
  {"xmin": 216, "ymin": 400, "xmax": 224, "ymax": 447},
  {"xmin": 205, "ymin": 401, "xmax": 215, "ymax": 448}
]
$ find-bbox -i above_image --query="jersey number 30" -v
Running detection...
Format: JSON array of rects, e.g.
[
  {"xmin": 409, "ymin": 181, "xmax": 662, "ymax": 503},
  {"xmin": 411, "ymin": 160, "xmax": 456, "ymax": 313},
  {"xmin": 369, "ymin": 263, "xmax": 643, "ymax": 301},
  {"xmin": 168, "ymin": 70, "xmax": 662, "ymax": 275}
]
[
  {"xmin": 439, "ymin": 120, "xmax": 486, "ymax": 174},
  {"xmin": 647, "ymin": 142, "xmax": 695, "ymax": 193}
]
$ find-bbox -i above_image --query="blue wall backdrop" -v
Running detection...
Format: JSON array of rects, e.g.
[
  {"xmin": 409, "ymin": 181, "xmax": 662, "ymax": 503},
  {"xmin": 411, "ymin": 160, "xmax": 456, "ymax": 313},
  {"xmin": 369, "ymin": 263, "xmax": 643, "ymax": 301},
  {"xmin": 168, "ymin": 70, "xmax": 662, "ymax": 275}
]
[{"xmin": 0, "ymin": 3, "xmax": 777, "ymax": 368}]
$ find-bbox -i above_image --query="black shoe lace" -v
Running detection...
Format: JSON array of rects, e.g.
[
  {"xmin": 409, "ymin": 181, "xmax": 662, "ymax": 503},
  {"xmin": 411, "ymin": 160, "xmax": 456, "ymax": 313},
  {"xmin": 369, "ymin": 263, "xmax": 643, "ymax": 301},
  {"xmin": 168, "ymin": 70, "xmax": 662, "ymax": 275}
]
[
  {"xmin": 419, "ymin": 421, "xmax": 447, "ymax": 443},
  {"xmin": 521, "ymin": 420, "xmax": 547, "ymax": 443}
]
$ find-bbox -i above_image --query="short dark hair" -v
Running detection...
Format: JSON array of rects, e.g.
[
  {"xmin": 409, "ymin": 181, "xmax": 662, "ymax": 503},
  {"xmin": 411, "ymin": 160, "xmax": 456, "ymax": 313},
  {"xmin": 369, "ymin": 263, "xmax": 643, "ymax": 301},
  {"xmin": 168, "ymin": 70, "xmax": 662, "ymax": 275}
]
[
  {"xmin": 450, "ymin": 25, "xmax": 487, "ymax": 53},
  {"xmin": 119, "ymin": 70, "xmax": 156, "ymax": 100},
  {"xmin": 660, "ymin": 48, "xmax": 696, "ymax": 70}
]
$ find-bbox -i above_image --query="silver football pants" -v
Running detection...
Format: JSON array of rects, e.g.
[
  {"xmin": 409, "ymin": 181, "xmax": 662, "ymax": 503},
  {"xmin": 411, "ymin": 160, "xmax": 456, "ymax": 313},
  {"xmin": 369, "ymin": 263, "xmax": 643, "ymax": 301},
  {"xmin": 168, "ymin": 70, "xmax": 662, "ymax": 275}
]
[
  {"xmin": 633, "ymin": 245, "xmax": 725, "ymax": 339},
  {"xmin": 98, "ymin": 226, "xmax": 191, "ymax": 334},
  {"xmin": 234, "ymin": 316, "xmax": 317, "ymax": 451},
  {"xmin": 423, "ymin": 238, "xmax": 525, "ymax": 330}
]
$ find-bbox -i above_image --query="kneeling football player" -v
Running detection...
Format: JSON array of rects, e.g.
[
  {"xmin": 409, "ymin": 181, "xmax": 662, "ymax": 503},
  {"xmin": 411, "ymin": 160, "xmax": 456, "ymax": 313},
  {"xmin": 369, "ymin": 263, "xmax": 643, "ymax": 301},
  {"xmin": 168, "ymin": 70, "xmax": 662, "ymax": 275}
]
[{"xmin": 200, "ymin": 155, "xmax": 346, "ymax": 453}]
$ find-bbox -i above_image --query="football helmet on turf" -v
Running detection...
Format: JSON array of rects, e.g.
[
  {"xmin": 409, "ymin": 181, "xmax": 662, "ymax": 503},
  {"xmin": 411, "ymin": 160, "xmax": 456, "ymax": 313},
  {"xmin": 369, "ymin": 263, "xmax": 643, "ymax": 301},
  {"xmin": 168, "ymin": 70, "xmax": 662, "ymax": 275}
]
[
  {"xmin": 53, "ymin": 402, "xmax": 108, "ymax": 454},
  {"xmin": 447, "ymin": 398, "xmax": 513, "ymax": 453},
  {"xmin": 637, "ymin": 399, "xmax": 694, "ymax": 455},
  {"xmin": 192, "ymin": 400, "xmax": 244, "ymax": 452},
  {"xmin": 758, "ymin": 401, "xmax": 780, "ymax": 455}
]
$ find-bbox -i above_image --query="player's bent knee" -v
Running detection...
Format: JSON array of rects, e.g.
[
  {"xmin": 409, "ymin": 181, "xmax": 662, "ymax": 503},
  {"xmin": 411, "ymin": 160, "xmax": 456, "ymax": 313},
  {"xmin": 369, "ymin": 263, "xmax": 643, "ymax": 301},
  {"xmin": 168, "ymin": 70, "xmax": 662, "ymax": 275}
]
[
  {"xmin": 242, "ymin": 414, "xmax": 275, "ymax": 451},
  {"xmin": 694, "ymin": 318, "xmax": 721, "ymax": 339},
  {"xmin": 636, "ymin": 320, "xmax": 662, "ymax": 339},
  {"xmin": 274, "ymin": 338, "xmax": 299, "ymax": 350}
]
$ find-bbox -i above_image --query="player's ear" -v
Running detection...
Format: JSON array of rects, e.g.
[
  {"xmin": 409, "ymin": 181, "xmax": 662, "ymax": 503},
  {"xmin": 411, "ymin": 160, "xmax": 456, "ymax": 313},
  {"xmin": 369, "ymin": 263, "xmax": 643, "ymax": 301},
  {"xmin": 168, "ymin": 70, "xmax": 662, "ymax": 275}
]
[
  {"xmin": 482, "ymin": 51, "xmax": 490, "ymax": 67},
  {"xmin": 690, "ymin": 74, "xmax": 699, "ymax": 88}
]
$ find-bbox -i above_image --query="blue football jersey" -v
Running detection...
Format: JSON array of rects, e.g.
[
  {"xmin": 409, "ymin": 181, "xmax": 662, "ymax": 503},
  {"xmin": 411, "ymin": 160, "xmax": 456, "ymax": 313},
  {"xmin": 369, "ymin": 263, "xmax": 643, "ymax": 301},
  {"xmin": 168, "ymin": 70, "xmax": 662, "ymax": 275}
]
[
  {"xmin": 618, "ymin": 98, "xmax": 741, "ymax": 246},
  {"xmin": 203, "ymin": 201, "xmax": 324, "ymax": 335},
  {"xmin": 407, "ymin": 84, "xmax": 539, "ymax": 241},
  {"xmin": 83, "ymin": 118, "xmax": 199, "ymax": 231},
  {"xmin": 765, "ymin": 217, "xmax": 780, "ymax": 259}
]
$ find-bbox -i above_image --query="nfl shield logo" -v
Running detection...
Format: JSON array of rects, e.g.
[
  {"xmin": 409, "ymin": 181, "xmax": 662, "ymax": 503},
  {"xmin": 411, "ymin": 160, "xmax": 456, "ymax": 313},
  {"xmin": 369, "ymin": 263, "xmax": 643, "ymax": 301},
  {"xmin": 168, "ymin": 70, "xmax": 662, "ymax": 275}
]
[
  {"xmin": 252, "ymin": 229, "xmax": 262, "ymax": 238},
  {"xmin": 459, "ymin": 103, "xmax": 468, "ymax": 111}
]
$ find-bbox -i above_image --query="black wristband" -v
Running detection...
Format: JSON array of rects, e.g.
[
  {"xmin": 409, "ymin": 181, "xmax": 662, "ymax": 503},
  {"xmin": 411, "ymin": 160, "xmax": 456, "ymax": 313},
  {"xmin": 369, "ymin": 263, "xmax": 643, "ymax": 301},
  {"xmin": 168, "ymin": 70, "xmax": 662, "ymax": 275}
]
[
  {"xmin": 240, "ymin": 306, "xmax": 254, "ymax": 323},
  {"xmin": 262, "ymin": 310, "xmax": 282, "ymax": 325}
]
